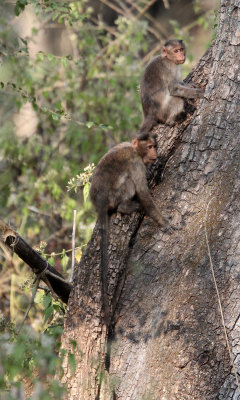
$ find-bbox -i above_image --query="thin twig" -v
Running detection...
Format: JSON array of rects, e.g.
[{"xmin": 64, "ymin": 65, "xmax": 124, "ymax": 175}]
[
  {"xmin": 125, "ymin": 0, "xmax": 165, "ymax": 39},
  {"xmin": 42, "ymin": 275, "xmax": 59, "ymax": 301},
  {"xmin": 136, "ymin": 0, "xmax": 157, "ymax": 20},
  {"xmin": 100, "ymin": 0, "xmax": 125, "ymax": 17},
  {"xmin": 46, "ymin": 270, "xmax": 72, "ymax": 285},
  {"xmin": 98, "ymin": 0, "xmax": 161, "ymax": 57},
  {"xmin": 162, "ymin": 0, "xmax": 170, "ymax": 9},
  {"xmin": 38, "ymin": 284, "xmax": 50, "ymax": 293},
  {"xmin": 204, "ymin": 198, "xmax": 240, "ymax": 395},
  {"xmin": 70, "ymin": 210, "xmax": 77, "ymax": 283},
  {"xmin": 17, "ymin": 278, "xmax": 40, "ymax": 334},
  {"xmin": 91, "ymin": 17, "xmax": 117, "ymax": 37},
  {"xmin": 116, "ymin": 0, "xmax": 132, "ymax": 17}
]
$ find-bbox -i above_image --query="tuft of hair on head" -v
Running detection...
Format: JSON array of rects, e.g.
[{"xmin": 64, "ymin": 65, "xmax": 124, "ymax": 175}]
[
  {"xmin": 136, "ymin": 131, "xmax": 150, "ymax": 141},
  {"xmin": 150, "ymin": 132, "xmax": 157, "ymax": 142},
  {"xmin": 136, "ymin": 131, "xmax": 157, "ymax": 142},
  {"xmin": 163, "ymin": 39, "xmax": 184, "ymax": 48}
]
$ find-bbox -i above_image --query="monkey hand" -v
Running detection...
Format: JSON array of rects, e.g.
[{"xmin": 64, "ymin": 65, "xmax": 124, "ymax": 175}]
[
  {"xmin": 188, "ymin": 82, "xmax": 201, "ymax": 89},
  {"xmin": 158, "ymin": 215, "xmax": 179, "ymax": 234},
  {"xmin": 156, "ymin": 215, "xmax": 172, "ymax": 232},
  {"xmin": 165, "ymin": 120, "xmax": 176, "ymax": 127},
  {"xmin": 195, "ymin": 88, "xmax": 205, "ymax": 98}
]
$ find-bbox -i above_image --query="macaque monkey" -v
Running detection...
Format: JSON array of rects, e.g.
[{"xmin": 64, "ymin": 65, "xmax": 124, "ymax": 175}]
[
  {"xmin": 90, "ymin": 133, "xmax": 170, "ymax": 323},
  {"xmin": 140, "ymin": 39, "xmax": 204, "ymax": 132}
]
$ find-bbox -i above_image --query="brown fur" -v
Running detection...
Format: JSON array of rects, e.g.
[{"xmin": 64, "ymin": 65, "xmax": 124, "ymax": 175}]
[
  {"xmin": 90, "ymin": 134, "xmax": 169, "ymax": 324},
  {"xmin": 140, "ymin": 39, "xmax": 204, "ymax": 132}
]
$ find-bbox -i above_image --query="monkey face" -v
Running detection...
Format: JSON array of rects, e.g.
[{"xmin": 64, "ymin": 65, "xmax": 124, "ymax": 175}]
[
  {"xmin": 141, "ymin": 139, "xmax": 158, "ymax": 164},
  {"xmin": 137, "ymin": 138, "xmax": 157, "ymax": 165},
  {"xmin": 163, "ymin": 44, "xmax": 186, "ymax": 65},
  {"xmin": 132, "ymin": 136, "xmax": 157, "ymax": 164}
]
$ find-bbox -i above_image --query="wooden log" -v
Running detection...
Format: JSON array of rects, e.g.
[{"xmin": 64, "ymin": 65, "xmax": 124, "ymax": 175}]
[{"xmin": 0, "ymin": 219, "xmax": 72, "ymax": 303}]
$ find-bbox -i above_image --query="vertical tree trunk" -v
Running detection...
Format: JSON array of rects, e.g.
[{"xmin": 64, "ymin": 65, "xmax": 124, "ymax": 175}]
[{"xmin": 62, "ymin": 1, "xmax": 240, "ymax": 398}]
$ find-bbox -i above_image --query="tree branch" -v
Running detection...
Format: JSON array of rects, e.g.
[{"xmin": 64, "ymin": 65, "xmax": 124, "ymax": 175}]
[{"xmin": 0, "ymin": 219, "xmax": 72, "ymax": 304}]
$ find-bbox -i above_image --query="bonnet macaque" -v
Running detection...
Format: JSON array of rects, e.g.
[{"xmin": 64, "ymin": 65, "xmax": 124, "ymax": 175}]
[
  {"xmin": 140, "ymin": 39, "xmax": 204, "ymax": 132},
  {"xmin": 90, "ymin": 133, "xmax": 170, "ymax": 323}
]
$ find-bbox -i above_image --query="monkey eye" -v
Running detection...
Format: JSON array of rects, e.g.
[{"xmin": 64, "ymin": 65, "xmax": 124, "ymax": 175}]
[{"xmin": 174, "ymin": 48, "xmax": 184, "ymax": 54}]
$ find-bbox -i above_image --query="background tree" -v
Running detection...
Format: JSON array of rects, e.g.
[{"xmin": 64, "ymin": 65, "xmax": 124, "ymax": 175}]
[{"xmin": 61, "ymin": 0, "xmax": 240, "ymax": 399}]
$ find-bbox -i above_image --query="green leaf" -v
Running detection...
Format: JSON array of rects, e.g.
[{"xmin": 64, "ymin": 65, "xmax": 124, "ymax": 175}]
[
  {"xmin": 69, "ymin": 338, "xmax": 77, "ymax": 350},
  {"xmin": 52, "ymin": 11, "xmax": 60, "ymax": 21},
  {"xmin": 51, "ymin": 113, "xmax": 61, "ymax": 121},
  {"xmin": 43, "ymin": 293, "xmax": 52, "ymax": 309},
  {"xmin": 47, "ymin": 54, "xmax": 54, "ymax": 62},
  {"xmin": 12, "ymin": 342, "xmax": 25, "ymax": 362},
  {"xmin": 44, "ymin": 305, "xmax": 54, "ymax": 324},
  {"xmin": 47, "ymin": 325, "xmax": 64, "ymax": 338},
  {"xmin": 37, "ymin": 51, "xmax": 45, "ymax": 61},
  {"xmin": 61, "ymin": 254, "xmax": 69, "ymax": 271},
  {"xmin": 58, "ymin": 13, "xmax": 69, "ymax": 24},
  {"xmin": 75, "ymin": 248, "xmax": 82, "ymax": 263},
  {"xmin": 83, "ymin": 182, "xmax": 90, "ymax": 203},
  {"xmin": 14, "ymin": 5, "xmax": 21, "ymax": 16},
  {"xmin": 35, "ymin": 291, "xmax": 44, "ymax": 304},
  {"xmin": 32, "ymin": 27, "xmax": 38, "ymax": 35},
  {"xmin": 86, "ymin": 121, "xmax": 94, "ymax": 129},
  {"xmin": 20, "ymin": 37, "xmax": 28, "ymax": 46},
  {"xmin": 48, "ymin": 256, "xmax": 55, "ymax": 266},
  {"xmin": 68, "ymin": 352, "xmax": 76, "ymax": 375},
  {"xmin": 61, "ymin": 57, "xmax": 68, "ymax": 67}
]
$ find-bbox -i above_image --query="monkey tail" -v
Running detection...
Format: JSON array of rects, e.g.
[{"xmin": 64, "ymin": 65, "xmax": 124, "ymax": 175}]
[
  {"xmin": 99, "ymin": 208, "xmax": 110, "ymax": 325},
  {"xmin": 140, "ymin": 115, "xmax": 156, "ymax": 133}
]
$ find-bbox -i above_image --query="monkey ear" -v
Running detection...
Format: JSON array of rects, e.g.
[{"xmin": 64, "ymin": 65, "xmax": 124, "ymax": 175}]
[
  {"xmin": 132, "ymin": 138, "xmax": 139, "ymax": 149},
  {"xmin": 162, "ymin": 47, "xmax": 167, "ymax": 57}
]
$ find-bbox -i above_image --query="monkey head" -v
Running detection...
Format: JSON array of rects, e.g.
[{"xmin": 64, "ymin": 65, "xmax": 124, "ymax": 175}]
[
  {"xmin": 132, "ymin": 133, "xmax": 157, "ymax": 165},
  {"xmin": 162, "ymin": 39, "xmax": 185, "ymax": 65}
]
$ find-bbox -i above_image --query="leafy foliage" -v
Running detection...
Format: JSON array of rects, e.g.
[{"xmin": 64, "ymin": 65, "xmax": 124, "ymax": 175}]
[
  {"xmin": 0, "ymin": 1, "xmax": 148, "ymax": 246},
  {"xmin": 0, "ymin": 314, "xmax": 76, "ymax": 400}
]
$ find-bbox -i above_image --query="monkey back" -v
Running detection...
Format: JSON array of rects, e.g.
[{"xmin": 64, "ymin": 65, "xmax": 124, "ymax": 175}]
[{"xmin": 90, "ymin": 142, "xmax": 145, "ymax": 213}]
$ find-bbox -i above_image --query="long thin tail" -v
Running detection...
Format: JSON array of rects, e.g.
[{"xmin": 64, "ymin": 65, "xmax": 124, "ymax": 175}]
[
  {"xmin": 139, "ymin": 115, "xmax": 156, "ymax": 133},
  {"xmin": 99, "ymin": 209, "xmax": 110, "ymax": 325}
]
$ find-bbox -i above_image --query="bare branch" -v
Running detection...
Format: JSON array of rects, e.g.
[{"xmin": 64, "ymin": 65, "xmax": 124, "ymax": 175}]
[
  {"xmin": 0, "ymin": 219, "xmax": 72, "ymax": 304},
  {"xmin": 70, "ymin": 210, "xmax": 77, "ymax": 283}
]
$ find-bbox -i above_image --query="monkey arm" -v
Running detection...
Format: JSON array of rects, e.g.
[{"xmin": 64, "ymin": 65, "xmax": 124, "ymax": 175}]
[
  {"xmin": 169, "ymin": 82, "xmax": 204, "ymax": 99},
  {"xmin": 131, "ymin": 163, "xmax": 167, "ymax": 227},
  {"xmin": 137, "ymin": 188, "xmax": 167, "ymax": 227}
]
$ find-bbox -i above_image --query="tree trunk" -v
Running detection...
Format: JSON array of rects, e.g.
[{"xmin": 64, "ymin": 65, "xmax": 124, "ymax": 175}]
[{"xmin": 61, "ymin": 1, "xmax": 240, "ymax": 398}]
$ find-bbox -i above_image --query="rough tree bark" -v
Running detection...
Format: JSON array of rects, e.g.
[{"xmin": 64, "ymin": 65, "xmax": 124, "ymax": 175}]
[{"xmin": 62, "ymin": 1, "xmax": 240, "ymax": 399}]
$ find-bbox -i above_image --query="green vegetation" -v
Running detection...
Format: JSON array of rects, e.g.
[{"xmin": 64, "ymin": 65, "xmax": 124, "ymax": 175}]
[
  {"xmin": 0, "ymin": 1, "xmax": 148, "ymax": 241},
  {"xmin": 0, "ymin": 293, "xmax": 76, "ymax": 400}
]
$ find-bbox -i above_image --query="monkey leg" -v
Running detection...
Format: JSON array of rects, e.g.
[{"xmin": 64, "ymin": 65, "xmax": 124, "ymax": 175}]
[
  {"xmin": 117, "ymin": 200, "xmax": 142, "ymax": 215},
  {"xmin": 165, "ymin": 96, "xmax": 185, "ymax": 125}
]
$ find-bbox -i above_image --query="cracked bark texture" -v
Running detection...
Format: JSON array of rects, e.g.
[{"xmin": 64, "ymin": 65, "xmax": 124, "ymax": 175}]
[{"xmin": 62, "ymin": 1, "xmax": 240, "ymax": 399}]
